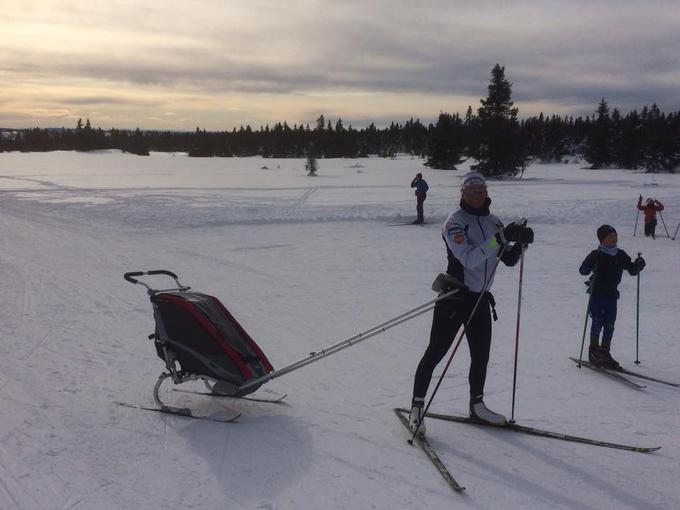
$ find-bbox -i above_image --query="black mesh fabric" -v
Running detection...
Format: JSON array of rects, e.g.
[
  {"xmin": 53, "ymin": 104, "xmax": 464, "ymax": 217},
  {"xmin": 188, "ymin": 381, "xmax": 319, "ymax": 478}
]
[
  {"xmin": 151, "ymin": 292, "xmax": 271, "ymax": 384},
  {"xmin": 192, "ymin": 295, "xmax": 271, "ymax": 378}
]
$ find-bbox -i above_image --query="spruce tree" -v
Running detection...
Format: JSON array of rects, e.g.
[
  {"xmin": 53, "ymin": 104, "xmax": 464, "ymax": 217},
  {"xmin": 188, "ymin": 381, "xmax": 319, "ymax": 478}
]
[
  {"xmin": 305, "ymin": 144, "xmax": 318, "ymax": 176},
  {"xmin": 615, "ymin": 110, "xmax": 643, "ymax": 169},
  {"xmin": 583, "ymin": 98, "xmax": 614, "ymax": 168},
  {"xmin": 472, "ymin": 64, "xmax": 526, "ymax": 177},
  {"xmin": 425, "ymin": 112, "xmax": 465, "ymax": 169}
]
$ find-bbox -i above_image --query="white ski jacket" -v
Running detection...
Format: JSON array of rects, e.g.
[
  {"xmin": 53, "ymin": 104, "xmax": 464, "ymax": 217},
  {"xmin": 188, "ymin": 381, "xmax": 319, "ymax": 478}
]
[{"xmin": 442, "ymin": 199, "xmax": 520, "ymax": 292}]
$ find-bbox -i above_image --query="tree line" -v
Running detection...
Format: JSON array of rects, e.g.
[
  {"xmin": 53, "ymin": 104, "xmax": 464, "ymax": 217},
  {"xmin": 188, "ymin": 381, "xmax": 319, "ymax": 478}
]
[{"xmin": 2, "ymin": 65, "xmax": 679, "ymax": 175}]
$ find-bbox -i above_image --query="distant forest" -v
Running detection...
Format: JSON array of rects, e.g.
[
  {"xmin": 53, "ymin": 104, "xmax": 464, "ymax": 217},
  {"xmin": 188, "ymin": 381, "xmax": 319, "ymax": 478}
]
[{"xmin": 2, "ymin": 91, "xmax": 679, "ymax": 175}]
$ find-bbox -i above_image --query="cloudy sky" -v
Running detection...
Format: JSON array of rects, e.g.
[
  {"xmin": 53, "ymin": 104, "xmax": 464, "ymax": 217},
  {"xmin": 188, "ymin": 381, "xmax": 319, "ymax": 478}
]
[{"xmin": 2, "ymin": 0, "xmax": 679, "ymax": 130}]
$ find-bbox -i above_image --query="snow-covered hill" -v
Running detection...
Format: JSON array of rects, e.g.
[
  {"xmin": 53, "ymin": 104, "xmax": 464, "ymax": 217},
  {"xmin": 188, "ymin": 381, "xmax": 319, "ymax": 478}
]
[{"xmin": 1, "ymin": 151, "xmax": 678, "ymax": 509}]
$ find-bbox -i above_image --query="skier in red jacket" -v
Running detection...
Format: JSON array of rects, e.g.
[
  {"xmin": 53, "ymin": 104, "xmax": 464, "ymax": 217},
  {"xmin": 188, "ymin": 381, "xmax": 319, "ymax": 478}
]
[{"xmin": 637, "ymin": 195, "xmax": 664, "ymax": 239}]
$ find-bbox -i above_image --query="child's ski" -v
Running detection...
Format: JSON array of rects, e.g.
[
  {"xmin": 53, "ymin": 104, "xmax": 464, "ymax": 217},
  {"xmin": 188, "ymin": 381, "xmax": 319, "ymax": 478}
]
[
  {"xmin": 570, "ymin": 357, "xmax": 646, "ymax": 390},
  {"xmin": 613, "ymin": 366, "xmax": 679, "ymax": 387},
  {"xmin": 394, "ymin": 409, "xmax": 465, "ymax": 492}
]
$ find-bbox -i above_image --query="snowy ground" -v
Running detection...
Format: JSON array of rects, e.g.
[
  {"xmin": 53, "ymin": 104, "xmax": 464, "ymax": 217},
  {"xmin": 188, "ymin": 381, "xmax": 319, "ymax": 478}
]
[{"xmin": 0, "ymin": 150, "xmax": 679, "ymax": 510}]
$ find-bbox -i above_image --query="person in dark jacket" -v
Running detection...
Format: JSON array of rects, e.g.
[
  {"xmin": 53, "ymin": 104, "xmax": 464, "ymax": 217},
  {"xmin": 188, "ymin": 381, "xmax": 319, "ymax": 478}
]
[
  {"xmin": 579, "ymin": 225, "xmax": 645, "ymax": 368},
  {"xmin": 410, "ymin": 173, "xmax": 429, "ymax": 224},
  {"xmin": 637, "ymin": 195, "xmax": 664, "ymax": 239},
  {"xmin": 408, "ymin": 172, "xmax": 534, "ymax": 435}
]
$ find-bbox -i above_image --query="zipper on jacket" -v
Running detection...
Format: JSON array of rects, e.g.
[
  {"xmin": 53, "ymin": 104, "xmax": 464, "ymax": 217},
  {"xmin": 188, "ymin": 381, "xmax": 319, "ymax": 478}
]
[{"xmin": 477, "ymin": 216, "xmax": 488, "ymax": 290}]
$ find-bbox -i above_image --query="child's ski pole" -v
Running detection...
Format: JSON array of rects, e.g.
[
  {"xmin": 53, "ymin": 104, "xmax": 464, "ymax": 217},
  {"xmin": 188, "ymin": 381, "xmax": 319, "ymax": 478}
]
[
  {"xmin": 658, "ymin": 208, "xmax": 671, "ymax": 238},
  {"xmin": 578, "ymin": 268, "xmax": 597, "ymax": 366}
]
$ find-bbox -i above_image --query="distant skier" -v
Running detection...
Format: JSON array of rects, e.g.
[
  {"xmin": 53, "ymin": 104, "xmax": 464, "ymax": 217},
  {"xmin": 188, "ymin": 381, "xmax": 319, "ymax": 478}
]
[
  {"xmin": 637, "ymin": 195, "xmax": 664, "ymax": 239},
  {"xmin": 408, "ymin": 172, "xmax": 534, "ymax": 435},
  {"xmin": 579, "ymin": 225, "xmax": 645, "ymax": 369},
  {"xmin": 410, "ymin": 173, "xmax": 429, "ymax": 224}
]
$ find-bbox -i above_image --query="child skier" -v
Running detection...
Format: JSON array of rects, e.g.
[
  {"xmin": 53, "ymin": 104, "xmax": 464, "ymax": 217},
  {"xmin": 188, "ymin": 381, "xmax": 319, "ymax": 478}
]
[
  {"xmin": 637, "ymin": 195, "xmax": 664, "ymax": 239},
  {"xmin": 579, "ymin": 225, "xmax": 645, "ymax": 369}
]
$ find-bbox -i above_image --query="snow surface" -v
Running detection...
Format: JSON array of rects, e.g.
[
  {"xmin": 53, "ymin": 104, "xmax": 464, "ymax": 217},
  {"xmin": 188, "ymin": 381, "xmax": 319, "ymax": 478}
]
[{"xmin": 0, "ymin": 150, "xmax": 679, "ymax": 510}]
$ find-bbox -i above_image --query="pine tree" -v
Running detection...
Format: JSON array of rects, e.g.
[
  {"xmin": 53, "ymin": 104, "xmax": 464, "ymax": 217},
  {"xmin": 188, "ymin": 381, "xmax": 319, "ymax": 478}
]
[
  {"xmin": 472, "ymin": 64, "xmax": 527, "ymax": 177},
  {"xmin": 305, "ymin": 144, "xmax": 318, "ymax": 176},
  {"xmin": 614, "ymin": 109, "xmax": 643, "ymax": 169},
  {"xmin": 425, "ymin": 112, "xmax": 465, "ymax": 169},
  {"xmin": 583, "ymin": 98, "xmax": 614, "ymax": 168}
]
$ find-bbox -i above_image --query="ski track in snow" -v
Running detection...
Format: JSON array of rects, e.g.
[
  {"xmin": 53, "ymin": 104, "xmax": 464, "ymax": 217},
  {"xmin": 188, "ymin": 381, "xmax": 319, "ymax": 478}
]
[{"xmin": 0, "ymin": 151, "xmax": 679, "ymax": 509}]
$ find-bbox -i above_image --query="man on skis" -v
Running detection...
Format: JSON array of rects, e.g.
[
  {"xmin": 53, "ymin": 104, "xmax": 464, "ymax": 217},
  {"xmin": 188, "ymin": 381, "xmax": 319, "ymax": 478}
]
[
  {"xmin": 409, "ymin": 172, "xmax": 534, "ymax": 435},
  {"xmin": 410, "ymin": 173, "xmax": 429, "ymax": 224}
]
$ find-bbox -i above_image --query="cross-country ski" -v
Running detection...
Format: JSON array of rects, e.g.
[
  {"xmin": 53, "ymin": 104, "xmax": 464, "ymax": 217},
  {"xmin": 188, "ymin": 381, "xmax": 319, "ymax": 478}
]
[
  {"xmin": 397, "ymin": 408, "xmax": 660, "ymax": 453},
  {"xmin": 571, "ymin": 357, "xmax": 679, "ymax": 387},
  {"xmin": 394, "ymin": 409, "xmax": 465, "ymax": 492},
  {"xmin": 570, "ymin": 357, "xmax": 647, "ymax": 389}
]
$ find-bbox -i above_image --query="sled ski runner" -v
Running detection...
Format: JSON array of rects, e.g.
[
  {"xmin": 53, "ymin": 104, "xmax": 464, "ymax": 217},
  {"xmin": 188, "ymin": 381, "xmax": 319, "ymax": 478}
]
[
  {"xmin": 395, "ymin": 408, "xmax": 659, "ymax": 453},
  {"xmin": 570, "ymin": 357, "xmax": 646, "ymax": 390},
  {"xmin": 172, "ymin": 388, "xmax": 288, "ymax": 403},
  {"xmin": 116, "ymin": 402, "xmax": 241, "ymax": 423},
  {"xmin": 394, "ymin": 409, "xmax": 465, "ymax": 492}
]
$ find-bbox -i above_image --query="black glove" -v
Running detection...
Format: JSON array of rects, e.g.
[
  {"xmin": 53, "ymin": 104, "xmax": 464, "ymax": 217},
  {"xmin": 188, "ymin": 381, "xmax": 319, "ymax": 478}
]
[
  {"xmin": 634, "ymin": 256, "xmax": 646, "ymax": 271},
  {"xmin": 503, "ymin": 222, "xmax": 534, "ymax": 244}
]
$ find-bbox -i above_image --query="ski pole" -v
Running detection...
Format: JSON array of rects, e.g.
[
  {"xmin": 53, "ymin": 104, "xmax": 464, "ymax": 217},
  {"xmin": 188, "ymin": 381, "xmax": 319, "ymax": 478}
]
[
  {"xmin": 658, "ymin": 209, "xmax": 671, "ymax": 238},
  {"xmin": 237, "ymin": 287, "xmax": 462, "ymax": 394},
  {"xmin": 673, "ymin": 221, "xmax": 680, "ymax": 241},
  {"xmin": 633, "ymin": 208, "xmax": 640, "ymax": 237},
  {"xmin": 578, "ymin": 265, "xmax": 597, "ymax": 367},
  {"xmin": 635, "ymin": 252, "xmax": 641, "ymax": 364},
  {"xmin": 409, "ymin": 245, "xmax": 507, "ymax": 443},
  {"xmin": 509, "ymin": 243, "xmax": 526, "ymax": 424}
]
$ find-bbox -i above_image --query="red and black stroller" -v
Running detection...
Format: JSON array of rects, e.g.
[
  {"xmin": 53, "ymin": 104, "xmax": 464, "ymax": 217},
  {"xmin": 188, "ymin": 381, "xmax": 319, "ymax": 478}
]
[{"xmin": 124, "ymin": 270, "xmax": 459, "ymax": 416}]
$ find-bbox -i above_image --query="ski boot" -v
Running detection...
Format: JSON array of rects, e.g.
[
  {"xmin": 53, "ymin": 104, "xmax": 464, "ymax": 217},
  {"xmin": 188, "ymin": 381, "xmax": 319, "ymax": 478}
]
[
  {"xmin": 408, "ymin": 399, "xmax": 426, "ymax": 437},
  {"xmin": 469, "ymin": 396, "xmax": 506, "ymax": 425},
  {"xmin": 588, "ymin": 345, "xmax": 607, "ymax": 367},
  {"xmin": 599, "ymin": 349, "xmax": 620, "ymax": 370}
]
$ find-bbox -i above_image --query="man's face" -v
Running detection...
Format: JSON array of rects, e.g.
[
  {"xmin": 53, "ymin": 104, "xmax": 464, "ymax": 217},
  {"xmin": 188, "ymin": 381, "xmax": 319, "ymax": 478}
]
[{"xmin": 462, "ymin": 186, "xmax": 488, "ymax": 209}]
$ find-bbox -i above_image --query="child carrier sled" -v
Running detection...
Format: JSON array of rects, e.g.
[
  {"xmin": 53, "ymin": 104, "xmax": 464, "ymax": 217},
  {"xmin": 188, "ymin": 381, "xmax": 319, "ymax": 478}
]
[{"xmin": 124, "ymin": 270, "xmax": 460, "ymax": 416}]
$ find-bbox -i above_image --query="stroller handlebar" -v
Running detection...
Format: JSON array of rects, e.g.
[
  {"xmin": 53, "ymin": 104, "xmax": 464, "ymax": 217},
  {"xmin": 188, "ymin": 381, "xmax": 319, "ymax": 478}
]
[{"xmin": 124, "ymin": 270, "xmax": 189, "ymax": 293}]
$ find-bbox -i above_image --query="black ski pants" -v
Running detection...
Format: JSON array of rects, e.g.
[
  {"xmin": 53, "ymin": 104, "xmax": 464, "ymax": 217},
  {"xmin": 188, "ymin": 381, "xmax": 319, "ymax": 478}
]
[
  {"xmin": 644, "ymin": 220, "xmax": 657, "ymax": 238},
  {"xmin": 412, "ymin": 292, "xmax": 492, "ymax": 403},
  {"xmin": 415, "ymin": 194, "xmax": 425, "ymax": 223}
]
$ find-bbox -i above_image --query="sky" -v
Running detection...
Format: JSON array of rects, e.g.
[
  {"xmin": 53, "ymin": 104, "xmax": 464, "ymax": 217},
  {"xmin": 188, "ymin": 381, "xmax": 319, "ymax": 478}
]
[{"xmin": 2, "ymin": 0, "xmax": 679, "ymax": 131}]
